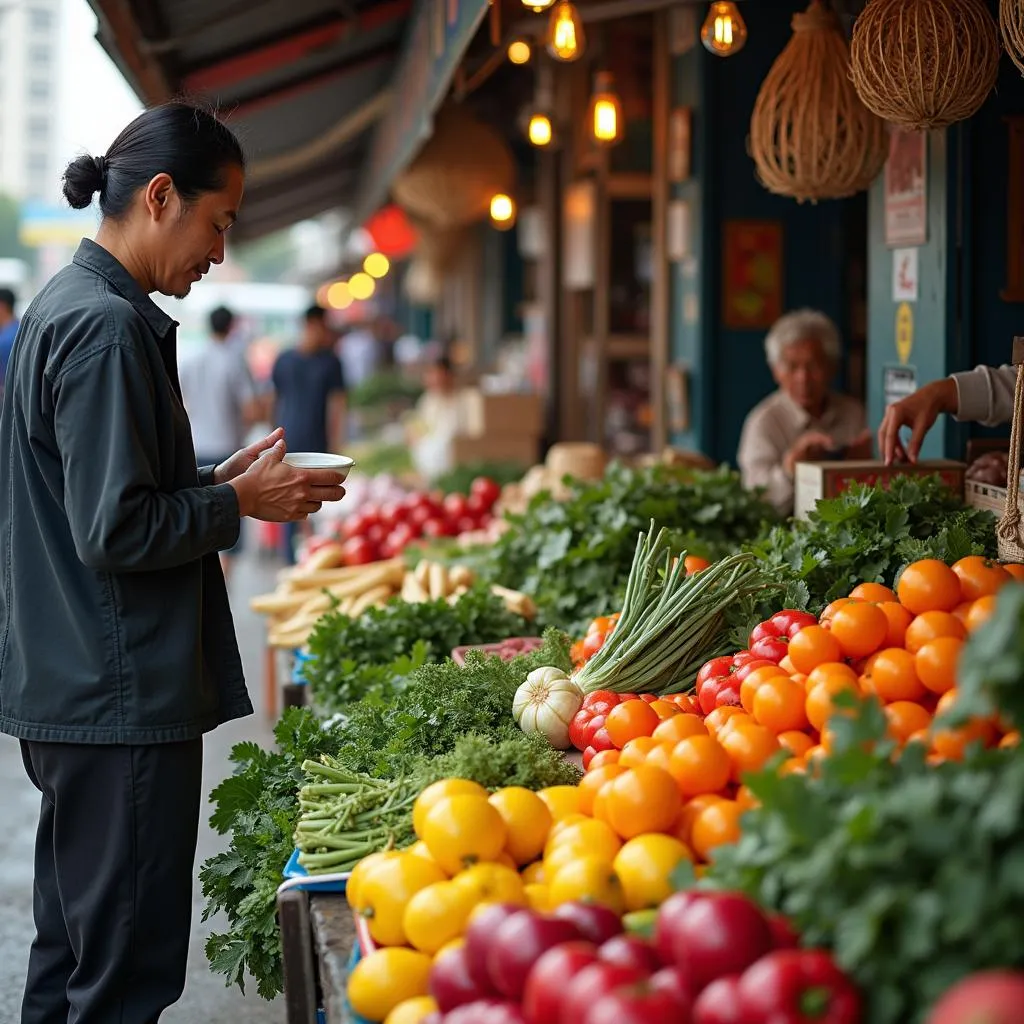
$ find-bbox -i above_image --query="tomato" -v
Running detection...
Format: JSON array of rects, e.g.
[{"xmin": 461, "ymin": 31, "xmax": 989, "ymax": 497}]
[
  {"xmin": 684, "ymin": 555, "xmax": 712, "ymax": 575},
  {"xmin": 387, "ymin": 522, "xmax": 417, "ymax": 551},
  {"xmin": 536, "ymin": 785, "xmax": 580, "ymax": 822},
  {"xmin": 862, "ymin": 647, "xmax": 926, "ymax": 703},
  {"xmin": 342, "ymin": 513, "xmax": 367, "ymax": 540},
  {"xmin": 805, "ymin": 677, "xmax": 860, "ymax": 732},
  {"xmin": 583, "ymin": 631, "xmax": 607, "ymax": 660},
  {"xmin": 443, "ymin": 492, "xmax": 469, "ymax": 519},
  {"xmin": 926, "ymin": 971, "xmax": 1024, "ymax": 1024},
  {"xmin": 604, "ymin": 765, "xmax": 682, "ymax": 839},
  {"xmin": 698, "ymin": 655, "xmax": 776, "ymax": 716},
  {"xmin": 422, "ymin": 795, "xmax": 508, "ymax": 875},
  {"xmin": 619, "ymin": 735, "xmax": 663, "ymax": 768},
  {"xmin": 560, "ymin": 962, "xmax": 650, "ymax": 1024},
  {"xmin": 489, "ymin": 788, "xmax": 552, "ymax": 866},
  {"xmin": 346, "ymin": 850, "xmax": 401, "ymax": 911},
  {"xmin": 689, "ymin": 800, "xmax": 743, "ymax": 861},
  {"xmin": 848, "ymin": 581, "xmax": 897, "ymax": 603},
  {"xmin": 413, "ymin": 779, "xmax": 490, "ymax": 839},
  {"xmin": 341, "ymin": 536, "xmax": 377, "ymax": 566},
  {"xmin": 384, "ymin": 995, "xmax": 438, "ymax": 1024},
  {"xmin": 522, "ymin": 941, "xmax": 601, "ymax": 1024},
  {"xmin": 606, "ymin": 700, "xmax": 660, "ymax": 748},
  {"xmin": 739, "ymin": 665, "xmax": 788, "ymax": 714},
  {"xmin": 905, "ymin": 610, "xmax": 966, "ymax": 653},
  {"xmin": 752, "ymin": 676, "xmax": 810, "ymax": 734},
  {"xmin": 588, "ymin": 748, "xmax": 621, "ymax": 771},
  {"xmin": 883, "ymin": 700, "xmax": 932, "ymax": 743},
  {"xmin": 353, "ymin": 853, "xmax": 447, "ymax": 946},
  {"xmin": 828, "ymin": 602, "xmax": 889, "ymax": 659},
  {"xmin": 692, "ymin": 975, "xmax": 745, "ymax": 1024},
  {"xmin": 422, "ymin": 517, "xmax": 455, "ymax": 539},
  {"xmin": 347, "ymin": 947, "xmax": 433, "ymax": 1021},
  {"xmin": 788, "ymin": 625, "xmax": 843, "ymax": 675},
  {"xmin": 613, "ymin": 834, "xmax": 693, "ymax": 911},
  {"xmin": 403, "ymin": 880, "xmax": 478, "ymax": 954},
  {"xmin": 487, "ymin": 910, "xmax": 585, "ymax": 1000},
  {"xmin": 719, "ymin": 722, "xmax": 780, "ymax": 782},
  {"xmin": 897, "ymin": 559, "xmax": 963, "ymax": 614},
  {"xmin": 748, "ymin": 610, "xmax": 818, "ymax": 663},
  {"xmin": 915, "ymin": 636, "xmax": 963, "ymax": 695},
  {"xmin": 470, "ymin": 476, "xmax": 502, "ymax": 508},
  {"xmin": 652, "ymin": 713, "xmax": 708, "ymax": 746},
  {"xmin": 584, "ymin": 982, "xmax": 694, "ymax": 1024},
  {"xmin": 548, "ymin": 856, "xmax": 627, "ymax": 914},
  {"xmin": 379, "ymin": 501, "xmax": 405, "ymax": 530},
  {"xmin": 737, "ymin": 949, "xmax": 861, "ymax": 1023},
  {"xmin": 697, "ymin": 655, "xmax": 741, "ymax": 687},
  {"xmin": 966, "ymin": 595, "xmax": 998, "ymax": 632},
  {"xmin": 569, "ymin": 709, "xmax": 599, "ymax": 751},
  {"xmin": 667, "ymin": 735, "xmax": 732, "ymax": 797},
  {"xmin": 952, "ymin": 555, "xmax": 1013, "ymax": 601}
]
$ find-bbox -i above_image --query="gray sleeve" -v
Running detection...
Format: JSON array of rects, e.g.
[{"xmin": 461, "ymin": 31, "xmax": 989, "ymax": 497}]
[
  {"xmin": 952, "ymin": 365, "xmax": 1018, "ymax": 427},
  {"xmin": 53, "ymin": 342, "xmax": 240, "ymax": 573}
]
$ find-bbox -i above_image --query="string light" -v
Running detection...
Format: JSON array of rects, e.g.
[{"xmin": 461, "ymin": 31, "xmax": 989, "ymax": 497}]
[
  {"xmin": 326, "ymin": 281, "xmax": 352, "ymax": 310},
  {"xmin": 363, "ymin": 252, "xmax": 390, "ymax": 278},
  {"xmin": 589, "ymin": 72, "xmax": 624, "ymax": 146},
  {"xmin": 348, "ymin": 273, "xmax": 376, "ymax": 301},
  {"xmin": 701, "ymin": 1, "xmax": 748, "ymax": 57},
  {"xmin": 508, "ymin": 39, "xmax": 532, "ymax": 64},
  {"xmin": 547, "ymin": 0, "xmax": 585, "ymax": 61},
  {"xmin": 489, "ymin": 193, "xmax": 516, "ymax": 229},
  {"xmin": 528, "ymin": 112, "xmax": 554, "ymax": 147}
]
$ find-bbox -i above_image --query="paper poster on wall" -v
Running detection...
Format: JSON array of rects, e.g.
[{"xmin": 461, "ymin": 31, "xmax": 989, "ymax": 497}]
[
  {"xmin": 885, "ymin": 130, "xmax": 928, "ymax": 247},
  {"xmin": 896, "ymin": 302, "xmax": 914, "ymax": 365},
  {"xmin": 563, "ymin": 180, "xmax": 596, "ymax": 291},
  {"xmin": 722, "ymin": 220, "xmax": 784, "ymax": 330},
  {"xmin": 667, "ymin": 200, "xmax": 690, "ymax": 261},
  {"xmin": 668, "ymin": 109, "xmax": 692, "ymax": 183},
  {"xmin": 666, "ymin": 365, "xmax": 691, "ymax": 433},
  {"xmin": 892, "ymin": 248, "xmax": 919, "ymax": 302},
  {"xmin": 884, "ymin": 365, "xmax": 917, "ymax": 408}
]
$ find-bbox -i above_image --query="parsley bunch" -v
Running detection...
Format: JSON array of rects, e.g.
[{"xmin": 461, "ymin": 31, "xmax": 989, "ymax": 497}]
[{"xmin": 704, "ymin": 697, "xmax": 1024, "ymax": 1023}]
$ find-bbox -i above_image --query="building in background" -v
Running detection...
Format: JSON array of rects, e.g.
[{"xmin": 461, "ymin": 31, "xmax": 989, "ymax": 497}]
[{"xmin": 0, "ymin": 0, "xmax": 62, "ymax": 203}]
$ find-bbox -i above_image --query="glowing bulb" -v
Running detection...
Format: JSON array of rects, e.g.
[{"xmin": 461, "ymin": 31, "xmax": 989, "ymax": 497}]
[
  {"xmin": 528, "ymin": 113, "xmax": 553, "ymax": 147},
  {"xmin": 701, "ymin": 1, "xmax": 747, "ymax": 57},
  {"xmin": 489, "ymin": 193, "xmax": 516, "ymax": 228},
  {"xmin": 508, "ymin": 40, "xmax": 531, "ymax": 64},
  {"xmin": 589, "ymin": 72, "xmax": 623, "ymax": 146},
  {"xmin": 363, "ymin": 252, "xmax": 390, "ymax": 278},
  {"xmin": 326, "ymin": 281, "xmax": 352, "ymax": 309},
  {"xmin": 348, "ymin": 272, "xmax": 376, "ymax": 301},
  {"xmin": 521, "ymin": 0, "xmax": 554, "ymax": 10},
  {"xmin": 547, "ymin": 1, "xmax": 584, "ymax": 62},
  {"xmin": 316, "ymin": 284, "xmax": 332, "ymax": 307}
]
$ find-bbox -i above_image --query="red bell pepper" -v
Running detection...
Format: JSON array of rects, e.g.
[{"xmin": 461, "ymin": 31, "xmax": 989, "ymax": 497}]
[
  {"xmin": 737, "ymin": 949, "xmax": 861, "ymax": 1023},
  {"xmin": 696, "ymin": 652, "xmax": 775, "ymax": 715},
  {"xmin": 748, "ymin": 611, "xmax": 819, "ymax": 664}
]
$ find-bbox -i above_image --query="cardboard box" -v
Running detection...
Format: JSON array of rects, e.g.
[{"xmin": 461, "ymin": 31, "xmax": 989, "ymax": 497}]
[
  {"xmin": 793, "ymin": 460, "xmax": 966, "ymax": 521},
  {"xmin": 451, "ymin": 436, "xmax": 539, "ymax": 466},
  {"xmin": 460, "ymin": 389, "xmax": 544, "ymax": 439}
]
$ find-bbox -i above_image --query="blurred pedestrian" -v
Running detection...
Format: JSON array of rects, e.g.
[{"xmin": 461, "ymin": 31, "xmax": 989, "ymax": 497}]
[
  {"xmin": 179, "ymin": 304, "xmax": 261, "ymax": 581},
  {"xmin": 272, "ymin": 304, "xmax": 347, "ymax": 562},
  {"xmin": 0, "ymin": 287, "xmax": 20, "ymax": 400}
]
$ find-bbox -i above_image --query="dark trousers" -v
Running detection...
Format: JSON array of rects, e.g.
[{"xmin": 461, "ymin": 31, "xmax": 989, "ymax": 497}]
[{"xmin": 20, "ymin": 739, "xmax": 204, "ymax": 1024}]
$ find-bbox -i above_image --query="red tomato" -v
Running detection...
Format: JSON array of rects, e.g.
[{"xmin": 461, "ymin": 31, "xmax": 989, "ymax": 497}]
[
  {"xmin": 925, "ymin": 971, "xmax": 1024, "ymax": 1024},
  {"xmin": 407, "ymin": 505, "xmax": 433, "ymax": 529},
  {"xmin": 471, "ymin": 476, "xmax": 502, "ymax": 508},
  {"xmin": 748, "ymin": 611, "xmax": 818, "ymax": 664},
  {"xmin": 467, "ymin": 492, "xmax": 491, "ymax": 517},
  {"xmin": 638, "ymin": 694, "xmax": 659, "ymax": 704},
  {"xmin": 697, "ymin": 656, "xmax": 739, "ymax": 687},
  {"xmin": 590, "ymin": 727, "xmax": 615, "ymax": 752},
  {"xmin": 583, "ymin": 632, "xmax": 607, "ymax": 660},
  {"xmin": 340, "ymin": 536, "xmax": 376, "ymax": 567},
  {"xmin": 561, "ymin": 963, "xmax": 650, "ymax": 1024},
  {"xmin": 692, "ymin": 975, "xmax": 745, "ymax": 1024},
  {"xmin": 584, "ymin": 982, "xmax": 693, "ymax": 1024},
  {"xmin": 341, "ymin": 514, "xmax": 366, "ymax": 540},
  {"xmin": 423, "ymin": 517, "xmax": 454, "ymax": 539},
  {"xmin": 584, "ymin": 691, "xmax": 622, "ymax": 710},
  {"xmin": 444, "ymin": 493, "xmax": 470, "ymax": 520},
  {"xmin": 386, "ymin": 523, "xmax": 416, "ymax": 552},
  {"xmin": 522, "ymin": 941, "xmax": 600, "ymax": 1024},
  {"xmin": 697, "ymin": 654, "xmax": 774, "ymax": 715},
  {"xmin": 456, "ymin": 516, "xmax": 481, "ymax": 535},
  {"xmin": 569, "ymin": 710, "xmax": 594, "ymax": 751},
  {"xmin": 379, "ymin": 501, "xmax": 404, "ymax": 530},
  {"xmin": 767, "ymin": 913, "xmax": 800, "ymax": 950},
  {"xmin": 366, "ymin": 523, "xmax": 386, "ymax": 547},
  {"xmin": 582, "ymin": 746, "xmax": 597, "ymax": 770}
]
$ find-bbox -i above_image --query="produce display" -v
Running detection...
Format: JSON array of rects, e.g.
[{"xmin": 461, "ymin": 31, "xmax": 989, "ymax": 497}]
[{"xmin": 200, "ymin": 463, "xmax": 1024, "ymax": 1022}]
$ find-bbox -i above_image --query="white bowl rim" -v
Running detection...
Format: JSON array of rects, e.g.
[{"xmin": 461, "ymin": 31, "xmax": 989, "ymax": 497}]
[{"xmin": 282, "ymin": 452, "xmax": 356, "ymax": 468}]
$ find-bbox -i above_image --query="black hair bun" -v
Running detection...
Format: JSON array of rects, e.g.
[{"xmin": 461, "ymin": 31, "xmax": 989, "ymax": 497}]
[{"xmin": 62, "ymin": 154, "xmax": 106, "ymax": 210}]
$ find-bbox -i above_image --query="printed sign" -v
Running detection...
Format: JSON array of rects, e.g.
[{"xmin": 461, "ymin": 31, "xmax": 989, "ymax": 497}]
[
  {"xmin": 885, "ymin": 130, "xmax": 928, "ymax": 247},
  {"xmin": 896, "ymin": 302, "xmax": 914, "ymax": 365},
  {"xmin": 893, "ymin": 248, "xmax": 919, "ymax": 302}
]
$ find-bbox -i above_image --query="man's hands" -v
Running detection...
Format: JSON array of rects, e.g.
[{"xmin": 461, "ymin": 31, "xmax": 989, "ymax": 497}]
[
  {"xmin": 877, "ymin": 378, "xmax": 957, "ymax": 465},
  {"xmin": 224, "ymin": 433, "xmax": 346, "ymax": 522},
  {"xmin": 783, "ymin": 431, "xmax": 834, "ymax": 477},
  {"xmin": 213, "ymin": 428, "xmax": 286, "ymax": 485}
]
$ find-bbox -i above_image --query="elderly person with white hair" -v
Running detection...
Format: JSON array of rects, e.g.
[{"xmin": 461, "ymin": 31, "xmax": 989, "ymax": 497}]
[{"xmin": 738, "ymin": 309, "xmax": 870, "ymax": 516}]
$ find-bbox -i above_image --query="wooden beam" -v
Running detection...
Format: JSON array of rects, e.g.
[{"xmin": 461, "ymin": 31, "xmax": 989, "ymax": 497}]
[
  {"xmin": 181, "ymin": 0, "xmax": 411, "ymax": 94},
  {"xmin": 91, "ymin": 0, "xmax": 173, "ymax": 104}
]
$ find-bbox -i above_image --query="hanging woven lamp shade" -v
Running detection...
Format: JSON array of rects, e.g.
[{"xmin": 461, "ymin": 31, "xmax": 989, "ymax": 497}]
[
  {"xmin": 749, "ymin": 0, "xmax": 887, "ymax": 204},
  {"xmin": 1001, "ymin": 0, "xmax": 1024, "ymax": 77},
  {"xmin": 850, "ymin": 0, "xmax": 1000, "ymax": 131},
  {"xmin": 392, "ymin": 105, "xmax": 517, "ymax": 229},
  {"xmin": 403, "ymin": 223, "xmax": 467, "ymax": 304}
]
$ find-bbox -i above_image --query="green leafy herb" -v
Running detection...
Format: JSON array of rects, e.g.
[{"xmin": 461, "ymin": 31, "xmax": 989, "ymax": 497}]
[
  {"xmin": 484, "ymin": 464, "xmax": 777, "ymax": 634},
  {"xmin": 701, "ymin": 696, "xmax": 1024, "ymax": 1024},
  {"xmin": 433, "ymin": 461, "xmax": 530, "ymax": 495}
]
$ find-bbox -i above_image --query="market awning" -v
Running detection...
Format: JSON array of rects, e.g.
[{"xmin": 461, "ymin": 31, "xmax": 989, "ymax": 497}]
[{"xmin": 85, "ymin": 0, "xmax": 443, "ymax": 242}]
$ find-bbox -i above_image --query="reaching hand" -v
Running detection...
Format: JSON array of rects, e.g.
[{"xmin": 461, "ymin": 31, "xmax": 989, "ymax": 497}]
[
  {"xmin": 228, "ymin": 438, "xmax": 346, "ymax": 522},
  {"xmin": 212, "ymin": 428, "xmax": 285, "ymax": 485},
  {"xmin": 877, "ymin": 378, "xmax": 957, "ymax": 465},
  {"xmin": 783, "ymin": 431, "xmax": 835, "ymax": 477}
]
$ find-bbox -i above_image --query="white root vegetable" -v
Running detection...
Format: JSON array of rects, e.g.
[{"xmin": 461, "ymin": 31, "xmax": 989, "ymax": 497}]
[
  {"xmin": 449, "ymin": 565, "xmax": 475, "ymax": 589},
  {"xmin": 512, "ymin": 668, "xmax": 584, "ymax": 750},
  {"xmin": 428, "ymin": 563, "xmax": 449, "ymax": 601},
  {"xmin": 349, "ymin": 585, "xmax": 393, "ymax": 618},
  {"xmin": 402, "ymin": 573, "xmax": 430, "ymax": 603}
]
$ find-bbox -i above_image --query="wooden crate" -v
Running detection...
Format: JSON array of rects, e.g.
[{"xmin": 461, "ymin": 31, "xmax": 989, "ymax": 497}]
[{"xmin": 964, "ymin": 479, "xmax": 1014, "ymax": 517}]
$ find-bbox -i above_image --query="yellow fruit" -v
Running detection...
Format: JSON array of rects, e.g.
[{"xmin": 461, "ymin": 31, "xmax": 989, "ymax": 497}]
[
  {"xmin": 347, "ymin": 947, "xmax": 432, "ymax": 1021},
  {"xmin": 613, "ymin": 834, "xmax": 694, "ymax": 912},
  {"xmin": 413, "ymin": 779, "xmax": 490, "ymax": 840},
  {"xmin": 385, "ymin": 996, "xmax": 439, "ymax": 1024},
  {"xmin": 354, "ymin": 853, "xmax": 446, "ymax": 947},
  {"xmin": 537, "ymin": 785, "xmax": 581, "ymax": 821},
  {"xmin": 403, "ymin": 880, "xmax": 478, "ymax": 955},
  {"xmin": 544, "ymin": 818, "xmax": 622, "ymax": 863},
  {"xmin": 346, "ymin": 850, "xmax": 401, "ymax": 910},
  {"xmin": 434, "ymin": 937, "xmax": 465, "ymax": 960},
  {"xmin": 521, "ymin": 862, "xmax": 546, "ymax": 885},
  {"xmin": 496, "ymin": 852, "xmax": 518, "ymax": 870},
  {"xmin": 452, "ymin": 863, "xmax": 526, "ymax": 906},
  {"xmin": 547, "ymin": 857, "xmax": 626, "ymax": 914},
  {"xmin": 422, "ymin": 795, "xmax": 508, "ymax": 875},
  {"xmin": 489, "ymin": 787, "xmax": 554, "ymax": 866},
  {"xmin": 407, "ymin": 841, "xmax": 440, "ymax": 867},
  {"xmin": 525, "ymin": 883, "xmax": 550, "ymax": 913}
]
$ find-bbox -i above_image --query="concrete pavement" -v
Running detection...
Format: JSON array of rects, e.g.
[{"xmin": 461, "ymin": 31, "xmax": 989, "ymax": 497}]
[{"xmin": 0, "ymin": 538, "xmax": 289, "ymax": 1022}]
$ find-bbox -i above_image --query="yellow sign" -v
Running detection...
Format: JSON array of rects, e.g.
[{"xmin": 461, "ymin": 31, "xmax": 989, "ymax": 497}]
[{"xmin": 896, "ymin": 302, "xmax": 914, "ymax": 365}]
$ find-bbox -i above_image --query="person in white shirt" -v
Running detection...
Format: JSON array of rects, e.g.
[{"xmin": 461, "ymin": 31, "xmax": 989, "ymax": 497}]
[
  {"xmin": 179, "ymin": 305, "xmax": 260, "ymax": 578},
  {"xmin": 407, "ymin": 356, "xmax": 464, "ymax": 480}
]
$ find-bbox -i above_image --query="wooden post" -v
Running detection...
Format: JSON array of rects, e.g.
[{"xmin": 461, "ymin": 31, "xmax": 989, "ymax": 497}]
[
  {"xmin": 264, "ymin": 641, "xmax": 278, "ymax": 719},
  {"xmin": 277, "ymin": 888, "xmax": 319, "ymax": 1024}
]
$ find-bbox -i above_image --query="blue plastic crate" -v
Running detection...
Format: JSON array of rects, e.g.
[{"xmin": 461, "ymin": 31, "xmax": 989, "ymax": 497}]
[{"xmin": 282, "ymin": 848, "xmax": 350, "ymax": 893}]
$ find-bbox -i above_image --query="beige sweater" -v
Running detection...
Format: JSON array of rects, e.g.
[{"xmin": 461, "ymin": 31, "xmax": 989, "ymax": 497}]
[{"xmin": 952, "ymin": 365, "xmax": 1019, "ymax": 426}]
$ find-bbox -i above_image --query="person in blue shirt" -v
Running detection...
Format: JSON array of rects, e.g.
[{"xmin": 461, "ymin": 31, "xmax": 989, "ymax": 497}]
[
  {"xmin": 271, "ymin": 304, "xmax": 347, "ymax": 562},
  {"xmin": 0, "ymin": 287, "xmax": 20, "ymax": 397}
]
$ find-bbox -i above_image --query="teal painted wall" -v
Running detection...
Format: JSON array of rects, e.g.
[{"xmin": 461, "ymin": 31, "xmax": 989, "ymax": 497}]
[{"xmin": 865, "ymin": 132, "xmax": 954, "ymax": 460}]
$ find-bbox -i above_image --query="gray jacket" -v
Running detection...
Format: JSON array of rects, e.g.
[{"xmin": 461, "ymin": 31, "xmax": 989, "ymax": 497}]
[
  {"xmin": 953, "ymin": 365, "xmax": 1019, "ymax": 426},
  {"xmin": 0, "ymin": 239, "xmax": 253, "ymax": 744}
]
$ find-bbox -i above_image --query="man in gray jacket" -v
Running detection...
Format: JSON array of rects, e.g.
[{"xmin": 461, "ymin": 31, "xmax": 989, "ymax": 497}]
[{"xmin": 878, "ymin": 365, "xmax": 1017, "ymax": 464}]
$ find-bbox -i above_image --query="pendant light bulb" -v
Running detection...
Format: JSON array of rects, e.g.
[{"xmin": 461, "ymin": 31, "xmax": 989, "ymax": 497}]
[
  {"xmin": 507, "ymin": 39, "xmax": 532, "ymax": 64},
  {"xmin": 702, "ymin": 2, "xmax": 747, "ymax": 57},
  {"xmin": 490, "ymin": 193, "xmax": 516, "ymax": 229},
  {"xmin": 527, "ymin": 112, "xmax": 554, "ymax": 147},
  {"xmin": 547, "ymin": 0, "xmax": 585, "ymax": 62},
  {"xmin": 589, "ymin": 71, "xmax": 624, "ymax": 146},
  {"xmin": 521, "ymin": 0, "xmax": 555, "ymax": 9}
]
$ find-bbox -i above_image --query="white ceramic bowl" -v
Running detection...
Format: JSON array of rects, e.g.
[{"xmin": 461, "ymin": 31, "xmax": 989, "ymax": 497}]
[{"xmin": 282, "ymin": 453, "xmax": 355, "ymax": 480}]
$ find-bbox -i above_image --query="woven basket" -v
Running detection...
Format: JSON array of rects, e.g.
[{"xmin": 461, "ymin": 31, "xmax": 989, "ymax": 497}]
[
  {"xmin": 997, "ymin": 341, "xmax": 1024, "ymax": 562},
  {"xmin": 1001, "ymin": 0, "xmax": 1024, "ymax": 77},
  {"xmin": 393, "ymin": 105, "xmax": 516, "ymax": 229},
  {"xmin": 850, "ymin": 0, "xmax": 1000, "ymax": 131},
  {"xmin": 750, "ymin": 0, "xmax": 887, "ymax": 203}
]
